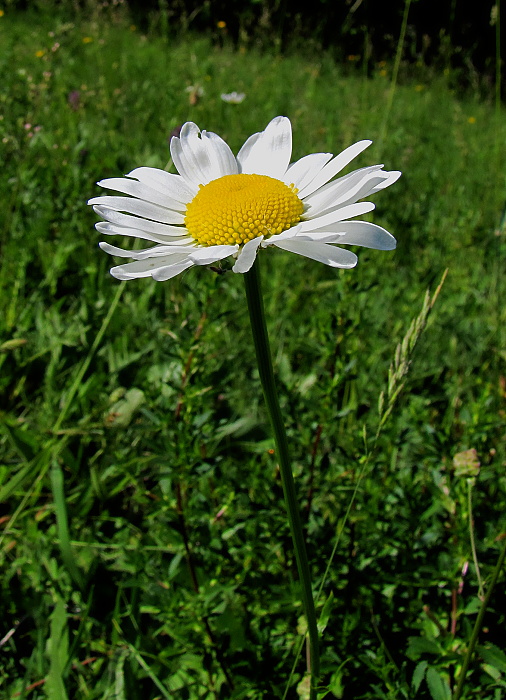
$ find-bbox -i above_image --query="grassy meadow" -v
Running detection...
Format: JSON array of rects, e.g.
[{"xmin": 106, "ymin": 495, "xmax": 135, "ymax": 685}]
[{"xmin": 0, "ymin": 5, "xmax": 505, "ymax": 699}]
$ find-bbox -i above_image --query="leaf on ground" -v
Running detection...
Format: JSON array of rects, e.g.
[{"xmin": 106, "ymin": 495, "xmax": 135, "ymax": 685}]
[{"xmin": 104, "ymin": 388, "xmax": 145, "ymax": 427}]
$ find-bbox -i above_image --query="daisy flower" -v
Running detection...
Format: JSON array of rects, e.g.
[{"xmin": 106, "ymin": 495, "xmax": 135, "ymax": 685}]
[
  {"xmin": 89, "ymin": 116, "xmax": 400, "ymax": 281},
  {"xmin": 220, "ymin": 91, "xmax": 246, "ymax": 104}
]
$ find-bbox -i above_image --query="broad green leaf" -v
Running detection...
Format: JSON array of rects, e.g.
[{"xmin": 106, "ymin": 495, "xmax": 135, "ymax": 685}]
[
  {"xmin": 482, "ymin": 664, "xmax": 502, "ymax": 682},
  {"xmin": 412, "ymin": 660, "xmax": 428, "ymax": 693},
  {"xmin": 478, "ymin": 644, "xmax": 506, "ymax": 673},
  {"xmin": 407, "ymin": 636, "xmax": 441, "ymax": 659},
  {"xmin": 426, "ymin": 667, "xmax": 451, "ymax": 700}
]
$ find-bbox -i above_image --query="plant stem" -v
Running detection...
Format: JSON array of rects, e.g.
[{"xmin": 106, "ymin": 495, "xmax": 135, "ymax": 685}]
[
  {"xmin": 452, "ymin": 536, "xmax": 506, "ymax": 700},
  {"xmin": 467, "ymin": 479, "xmax": 484, "ymax": 599},
  {"xmin": 243, "ymin": 258, "xmax": 320, "ymax": 698}
]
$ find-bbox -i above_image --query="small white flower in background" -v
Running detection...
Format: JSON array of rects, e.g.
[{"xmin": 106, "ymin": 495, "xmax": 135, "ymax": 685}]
[
  {"xmin": 220, "ymin": 91, "xmax": 246, "ymax": 104},
  {"xmin": 89, "ymin": 116, "xmax": 400, "ymax": 281}
]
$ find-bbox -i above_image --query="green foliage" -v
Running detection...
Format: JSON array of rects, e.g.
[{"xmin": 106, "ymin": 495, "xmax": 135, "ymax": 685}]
[{"xmin": 0, "ymin": 5, "xmax": 505, "ymax": 699}]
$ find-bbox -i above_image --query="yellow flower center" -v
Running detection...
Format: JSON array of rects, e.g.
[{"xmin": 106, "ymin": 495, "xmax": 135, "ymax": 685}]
[{"xmin": 184, "ymin": 173, "xmax": 304, "ymax": 247}]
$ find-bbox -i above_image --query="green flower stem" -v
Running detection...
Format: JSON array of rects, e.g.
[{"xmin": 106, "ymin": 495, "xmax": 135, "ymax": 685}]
[
  {"xmin": 452, "ymin": 536, "xmax": 506, "ymax": 700},
  {"xmin": 244, "ymin": 258, "xmax": 320, "ymax": 698}
]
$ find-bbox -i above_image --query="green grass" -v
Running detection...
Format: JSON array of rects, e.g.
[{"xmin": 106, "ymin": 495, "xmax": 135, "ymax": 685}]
[{"xmin": 1, "ymin": 6, "xmax": 505, "ymax": 699}]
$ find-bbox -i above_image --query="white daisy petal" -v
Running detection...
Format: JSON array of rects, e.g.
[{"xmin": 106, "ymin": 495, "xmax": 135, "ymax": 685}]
[
  {"xmin": 134, "ymin": 245, "xmax": 196, "ymax": 257},
  {"xmin": 110, "ymin": 265, "xmax": 153, "ymax": 280},
  {"xmin": 170, "ymin": 122, "xmax": 238, "ymax": 187},
  {"xmin": 281, "ymin": 153, "xmax": 333, "ymax": 190},
  {"xmin": 110, "ymin": 253, "xmax": 193, "ymax": 279},
  {"xmin": 300, "ymin": 201, "xmax": 375, "ymax": 231},
  {"xmin": 297, "ymin": 140, "xmax": 372, "ymax": 198},
  {"xmin": 169, "ymin": 133, "xmax": 198, "ymax": 186},
  {"xmin": 340, "ymin": 170, "xmax": 396, "ymax": 199},
  {"xmin": 99, "ymin": 241, "xmax": 196, "ymax": 259},
  {"xmin": 303, "ymin": 165, "xmax": 384, "ymax": 215},
  {"xmin": 292, "ymin": 233, "xmax": 338, "ymax": 243},
  {"xmin": 152, "ymin": 260, "xmax": 195, "ymax": 281},
  {"xmin": 89, "ymin": 196, "xmax": 186, "ymax": 224},
  {"xmin": 305, "ymin": 171, "xmax": 397, "ymax": 218},
  {"xmin": 96, "ymin": 222, "xmax": 190, "ymax": 245},
  {"xmin": 297, "ymin": 221, "xmax": 396, "ymax": 250},
  {"xmin": 236, "ymin": 131, "xmax": 261, "ymax": 166},
  {"xmin": 312, "ymin": 174, "xmax": 393, "ymax": 217},
  {"xmin": 369, "ymin": 170, "xmax": 402, "ymax": 193},
  {"xmin": 237, "ymin": 116, "xmax": 292, "ymax": 179},
  {"xmin": 96, "ymin": 177, "xmax": 184, "ymax": 210},
  {"xmin": 272, "ymin": 239, "xmax": 358, "ymax": 268},
  {"xmin": 261, "ymin": 225, "xmax": 301, "ymax": 247},
  {"xmin": 127, "ymin": 167, "xmax": 198, "ymax": 202},
  {"xmin": 201, "ymin": 131, "xmax": 239, "ymax": 177},
  {"xmin": 93, "ymin": 205, "xmax": 186, "ymax": 235},
  {"xmin": 187, "ymin": 128, "xmax": 237, "ymax": 182},
  {"xmin": 171, "ymin": 122, "xmax": 214, "ymax": 185},
  {"xmin": 98, "ymin": 241, "xmax": 154, "ymax": 259},
  {"xmin": 189, "ymin": 245, "xmax": 239, "ymax": 265},
  {"xmin": 232, "ymin": 236, "xmax": 264, "ymax": 272}
]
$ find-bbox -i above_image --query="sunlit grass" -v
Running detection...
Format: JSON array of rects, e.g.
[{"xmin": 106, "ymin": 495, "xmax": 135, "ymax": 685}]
[{"xmin": 0, "ymin": 6, "xmax": 505, "ymax": 699}]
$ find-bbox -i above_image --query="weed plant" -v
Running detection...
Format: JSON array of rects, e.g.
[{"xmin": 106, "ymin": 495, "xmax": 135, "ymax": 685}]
[{"xmin": 0, "ymin": 5, "xmax": 505, "ymax": 699}]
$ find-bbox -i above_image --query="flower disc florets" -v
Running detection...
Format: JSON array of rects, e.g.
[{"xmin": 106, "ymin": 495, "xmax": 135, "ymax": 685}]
[{"xmin": 184, "ymin": 173, "xmax": 304, "ymax": 246}]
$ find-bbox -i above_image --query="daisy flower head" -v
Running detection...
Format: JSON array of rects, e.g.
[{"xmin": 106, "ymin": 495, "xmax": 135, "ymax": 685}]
[
  {"xmin": 221, "ymin": 91, "xmax": 246, "ymax": 104},
  {"xmin": 89, "ymin": 116, "xmax": 400, "ymax": 281}
]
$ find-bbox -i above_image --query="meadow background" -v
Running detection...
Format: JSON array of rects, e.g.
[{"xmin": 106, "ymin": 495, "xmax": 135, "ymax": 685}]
[{"xmin": 0, "ymin": 0, "xmax": 505, "ymax": 698}]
